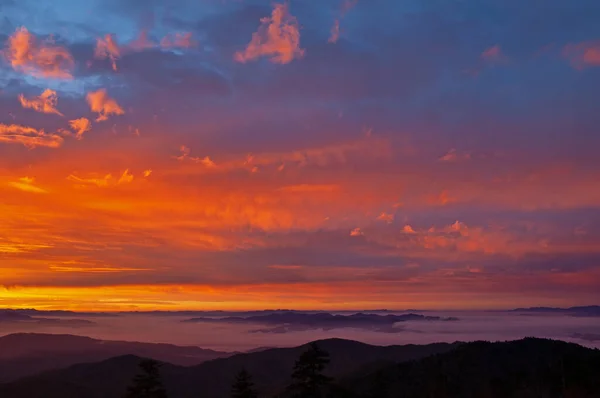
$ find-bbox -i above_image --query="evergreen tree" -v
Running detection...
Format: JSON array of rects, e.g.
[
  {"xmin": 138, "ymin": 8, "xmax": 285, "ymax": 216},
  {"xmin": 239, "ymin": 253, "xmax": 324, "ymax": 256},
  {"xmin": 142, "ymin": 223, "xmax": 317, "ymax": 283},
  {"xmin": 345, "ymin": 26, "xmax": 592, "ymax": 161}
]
[
  {"xmin": 231, "ymin": 368, "xmax": 258, "ymax": 398},
  {"xmin": 125, "ymin": 359, "xmax": 169, "ymax": 398},
  {"xmin": 288, "ymin": 342, "xmax": 332, "ymax": 398}
]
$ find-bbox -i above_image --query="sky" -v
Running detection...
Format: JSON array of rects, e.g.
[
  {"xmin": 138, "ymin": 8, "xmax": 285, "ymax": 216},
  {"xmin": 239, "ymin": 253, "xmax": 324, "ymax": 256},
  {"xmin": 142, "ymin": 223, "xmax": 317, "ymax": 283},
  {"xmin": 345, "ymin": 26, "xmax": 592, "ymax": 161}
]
[{"xmin": 0, "ymin": 0, "xmax": 599, "ymax": 311}]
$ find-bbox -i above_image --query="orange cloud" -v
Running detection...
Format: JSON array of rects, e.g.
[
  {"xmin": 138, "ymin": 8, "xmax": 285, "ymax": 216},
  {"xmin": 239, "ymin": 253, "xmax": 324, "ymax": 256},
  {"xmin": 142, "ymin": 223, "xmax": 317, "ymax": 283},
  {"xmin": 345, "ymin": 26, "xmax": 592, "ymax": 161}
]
[
  {"xmin": 94, "ymin": 34, "xmax": 120, "ymax": 71},
  {"xmin": 4, "ymin": 27, "xmax": 74, "ymax": 78},
  {"xmin": 403, "ymin": 225, "xmax": 416, "ymax": 233},
  {"xmin": 118, "ymin": 169, "xmax": 134, "ymax": 184},
  {"xmin": 67, "ymin": 173, "xmax": 112, "ymax": 187},
  {"xmin": 160, "ymin": 32, "xmax": 196, "ymax": 49},
  {"xmin": 18, "ymin": 89, "xmax": 63, "ymax": 116},
  {"xmin": 86, "ymin": 89, "xmax": 125, "ymax": 122},
  {"xmin": 377, "ymin": 212, "xmax": 394, "ymax": 223},
  {"xmin": 7, "ymin": 177, "xmax": 47, "ymax": 194},
  {"xmin": 235, "ymin": 3, "xmax": 304, "ymax": 64},
  {"xmin": 143, "ymin": 170, "xmax": 152, "ymax": 177},
  {"xmin": 563, "ymin": 40, "xmax": 600, "ymax": 69},
  {"xmin": 68, "ymin": 118, "xmax": 92, "ymax": 139},
  {"xmin": 0, "ymin": 123, "xmax": 63, "ymax": 148},
  {"xmin": 350, "ymin": 227, "xmax": 363, "ymax": 236}
]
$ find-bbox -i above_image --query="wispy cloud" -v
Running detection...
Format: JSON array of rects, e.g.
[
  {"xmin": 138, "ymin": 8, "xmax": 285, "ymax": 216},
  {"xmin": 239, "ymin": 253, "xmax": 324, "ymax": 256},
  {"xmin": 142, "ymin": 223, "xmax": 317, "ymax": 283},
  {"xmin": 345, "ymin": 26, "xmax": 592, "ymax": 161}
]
[
  {"xmin": 160, "ymin": 32, "xmax": 196, "ymax": 49},
  {"xmin": 4, "ymin": 27, "xmax": 74, "ymax": 78},
  {"xmin": 439, "ymin": 149, "xmax": 471, "ymax": 162},
  {"xmin": 86, "ymin": 89, "xmax": 125, "ymax": 122},
  {"xmin": 94, "ymin": 34, "xmax": 121, "ymax": 71},
  {"xmin": 481, "ymin": 45, "xmax": 507, "ymax": 64},
  {"xmin": 18, "ymin": 89, "xmax": 63, "ymax": 116},
  {"xmin": 563, "ymin": 40, "xmax": 600, "ymax": 69},
  {"xmin": 328, "ymin": 0, "xmax": 357, "ymax": 43},
  {"xmin": 328, "ymin": 20, "xmax": 340, "ymax": 44},
  {"xmin": 67, "ymin": 173, "xmax": 112, "ymax": 187},
  {"xmin": 235, "ymin": 3, "xmax": 304, "ymax": 64},
  {"xmin": 118, "ymin": 169, "xmax": 134, "ymax": 184},
  {"xmin": 0, "ymin": 123, "xmax": 63, "ymax": 148},
  {"xmin": 7, "ymin": 177, "xmax": 47, "ymax": 194}
]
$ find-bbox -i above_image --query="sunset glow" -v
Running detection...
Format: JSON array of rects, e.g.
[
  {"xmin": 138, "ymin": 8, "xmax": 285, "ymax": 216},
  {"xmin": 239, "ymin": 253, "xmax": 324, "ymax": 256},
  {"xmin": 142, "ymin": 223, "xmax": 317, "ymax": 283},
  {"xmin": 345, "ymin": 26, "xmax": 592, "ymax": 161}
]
[{"xmin": 1, "ymin": 0, "xmax": 599, "ymax": 311}]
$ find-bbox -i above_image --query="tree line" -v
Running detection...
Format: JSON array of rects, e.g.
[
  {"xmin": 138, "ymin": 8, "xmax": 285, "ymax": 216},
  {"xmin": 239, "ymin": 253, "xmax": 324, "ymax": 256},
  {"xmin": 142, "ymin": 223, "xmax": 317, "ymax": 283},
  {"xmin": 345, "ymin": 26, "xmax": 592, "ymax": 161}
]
[{"xmin": 124, "ymin": 342, "xmax": 332, "ymax": 398}]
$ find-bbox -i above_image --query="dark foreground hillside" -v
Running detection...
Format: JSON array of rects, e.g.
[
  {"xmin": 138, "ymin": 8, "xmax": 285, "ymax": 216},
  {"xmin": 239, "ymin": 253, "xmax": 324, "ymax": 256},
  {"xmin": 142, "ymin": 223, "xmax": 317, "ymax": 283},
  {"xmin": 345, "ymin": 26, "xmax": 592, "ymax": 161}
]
[
  {"xmin": 0, "ymin": 338, "xmax": 598, "ymax": 398},
  {"xmin": 342, "ymin": 338, "xmax": 600, "ymax": 398}
]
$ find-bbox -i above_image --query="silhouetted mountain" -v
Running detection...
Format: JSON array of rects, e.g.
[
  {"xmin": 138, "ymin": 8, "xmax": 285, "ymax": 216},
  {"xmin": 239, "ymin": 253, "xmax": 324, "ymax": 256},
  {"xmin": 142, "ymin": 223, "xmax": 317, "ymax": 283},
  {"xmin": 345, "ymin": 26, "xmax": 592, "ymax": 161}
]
[
  {"xmin": 183, "ymin": 312, "xmax": 458, "ymax": 333},
  {"xmin": 340, "ymin": 338, "xmax": 600, "ymax": 398},
  {"xmin": 511, "ymin": 305, "xmax": 600, "ymax": 317},
  {"xmin": 0, "ymin": 333, "xmax": 230, "ymax": 382},
  {"xmin": 0, "ymin": 338, "xmax": 455, "ymax": 397}
]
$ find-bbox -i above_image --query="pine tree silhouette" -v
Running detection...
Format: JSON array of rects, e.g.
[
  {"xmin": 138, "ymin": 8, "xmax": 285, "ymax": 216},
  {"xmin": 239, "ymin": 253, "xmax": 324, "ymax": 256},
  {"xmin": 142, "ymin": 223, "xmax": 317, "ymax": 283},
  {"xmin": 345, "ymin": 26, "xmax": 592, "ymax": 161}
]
[
  {"xmin": 231, "ymin": 368, "xmax": 258, "ymax": 398},
  {"xmin": 125, "ymin": 359, "xmax": 169, "ymax": 398},
  {"xmin": 288, "ymin": 342, "xmax": 332, "ymax": 398}
]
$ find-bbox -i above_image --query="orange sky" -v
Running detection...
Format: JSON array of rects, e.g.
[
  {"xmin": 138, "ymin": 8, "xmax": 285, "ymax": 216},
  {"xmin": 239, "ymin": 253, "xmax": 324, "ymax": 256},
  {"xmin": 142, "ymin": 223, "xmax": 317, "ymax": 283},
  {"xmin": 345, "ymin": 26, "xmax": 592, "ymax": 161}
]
[{"xmin": 1, "ymin": 0, "xmax": 600, "ymax": 311}]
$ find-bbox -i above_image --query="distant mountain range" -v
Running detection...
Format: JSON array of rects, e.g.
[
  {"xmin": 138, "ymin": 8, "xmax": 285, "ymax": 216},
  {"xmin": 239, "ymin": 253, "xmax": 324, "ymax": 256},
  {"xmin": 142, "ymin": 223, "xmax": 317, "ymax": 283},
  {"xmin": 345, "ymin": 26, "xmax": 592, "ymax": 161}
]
[
  {"xmin": 0, "ymin": 310, "xmax": 96, "ymax": 327},
  {"xmin": 511, "ymin": 305, "xmax": 600, "ymax": 316},
  {"xmin": 0, "ymin": 333, "xmax": 230, "ymax": 383},
  {"xmin": 182, "ymin": 312, "xmax": 458, "ymax": 333},
  {"xmin": 0, "ymin": 336, "xmax": 598, "ymax": 398}
]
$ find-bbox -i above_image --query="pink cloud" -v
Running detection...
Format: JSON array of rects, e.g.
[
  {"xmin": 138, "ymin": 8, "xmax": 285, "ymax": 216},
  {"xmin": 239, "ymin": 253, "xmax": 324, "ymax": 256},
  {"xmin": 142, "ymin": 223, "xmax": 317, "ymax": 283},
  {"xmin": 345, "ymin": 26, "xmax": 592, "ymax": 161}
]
[
  {"xmin": 481, "ymin": 45, "xmax": 507, "ymax": 64},
  {"xmin": 94, "ymin": 34, "xmax": 121, "ymax": 71},
  {"xmin": 235, "ymin": 3, "xmax": 304, "ymax": 64},
  {"xmin": 563, "ymin": 40, "xmax": 600, "ymax": 69},
  {"xmin": 4, "ymin": 27, "xmax": 74, "ymax": 79},
  {"xmin": 329, "ymin": 20, "xmax": 340, "ymax": 44}
]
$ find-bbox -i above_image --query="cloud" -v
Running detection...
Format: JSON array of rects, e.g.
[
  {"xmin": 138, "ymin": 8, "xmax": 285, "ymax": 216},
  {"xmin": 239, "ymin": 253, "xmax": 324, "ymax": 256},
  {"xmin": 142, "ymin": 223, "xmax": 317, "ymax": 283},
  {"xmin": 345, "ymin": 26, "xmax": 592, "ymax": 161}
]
[
  {"xmin": 86, "ymin": 89, "xmax": 125, "ymax": 122},
  {"xmin": 4, "ymin": 27, "xmax": 74, "ymax": 78},
  {"xmin": 329, "ymin": 20, "xmax": 340, "ymax": 44},
  {"xmin": 94, "ymin": 34, "xmax": 121, "ymax": 71},
  {"xmin": 117, "ymin": 169, "xmax": 134, "ymax": 185},
  {"xmin": 160, "ymin": 32, "xmax": 196, "ymax": 49},
  {"xmin": 377, "ymin": 212, "xmax": 394, "ymax": 223},
  {"xmin": 68, "ymin": 118, "xmax": 92, "ymax": 139},
  {"xmin": 129, "ymin": 31, "xmax": 155, "ymax": 51},
  {"xmin": 329, "ymin": 0, "xmax": 357, "ymax": 43},
  {"xmin": 439, "ymin": 149, "xmax": 471, "ymax": 162},
  {"xmin": 18, "ymin": 89, "xmax": 63, "ymax": 116},
  {"xmin": 0, "ymin": 123, "xmax": 63, "ymax": 148},
  {"xmin": 481, "ymin": 45, "xmax": 507, "ymax": 63},
  {"xmin": 403, "ymin": 225, "xmax": 416, "ymax": 234},
  {"xmin": 234, "ymin": 3, "xmax": 304, "ymax": 64},
  {"xmin": 350, "ymin": 227, "xmax": 363, "ymax": 237},
  {"xmin": 563, "ymin": 41, "xmax": 600, "ymax": 69},
  {"xmin": 143, "ymin": 170, "xmax": 152, "ymax": 177},
  {"xmin": 7, "ymin": 177, "xmax": 47, "ymax": 194},
  {"xmin": 94, "ymin": 31, "xmax": 196, "ymax": 64},
  {"xmin": 67, "ymin": 173, "xmax": 112, "ymax": 188}
]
